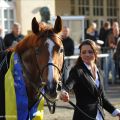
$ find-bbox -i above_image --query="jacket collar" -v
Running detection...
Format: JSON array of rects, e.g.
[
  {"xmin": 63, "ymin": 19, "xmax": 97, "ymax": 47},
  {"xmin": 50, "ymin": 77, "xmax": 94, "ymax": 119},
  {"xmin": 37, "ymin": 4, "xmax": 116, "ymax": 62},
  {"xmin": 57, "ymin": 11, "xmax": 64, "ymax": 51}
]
[{"xmin": 76, "ymin": 57, "xmax": 101, "ymax": 97}]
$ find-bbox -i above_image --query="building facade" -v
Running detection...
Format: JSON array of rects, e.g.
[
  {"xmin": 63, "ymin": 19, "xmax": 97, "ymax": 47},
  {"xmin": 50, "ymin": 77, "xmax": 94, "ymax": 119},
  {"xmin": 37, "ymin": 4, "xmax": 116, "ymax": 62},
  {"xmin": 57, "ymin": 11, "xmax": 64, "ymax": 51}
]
[
  {"xmin": 0, "ymin": 0, "xmax": 56, "ymax": 36},
  {"xmin": 55, "ymin": 0, "xmax": 120, "ymax": 30},
  {"xmin": 0, "ymin": 0, "xmax": 120, "ymax": 38}
]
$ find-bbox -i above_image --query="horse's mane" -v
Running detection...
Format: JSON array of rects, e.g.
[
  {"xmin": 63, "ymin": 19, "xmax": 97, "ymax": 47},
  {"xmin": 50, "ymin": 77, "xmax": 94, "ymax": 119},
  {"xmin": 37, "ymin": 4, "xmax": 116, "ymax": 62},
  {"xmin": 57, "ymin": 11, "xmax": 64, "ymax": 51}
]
[
  {"xmin": 14, "ymin": 34, "xmax": 37, "ymax": 54},
  {"xmin": 14, "ymin": 22, "xmax": 54, "ymax": 54}
]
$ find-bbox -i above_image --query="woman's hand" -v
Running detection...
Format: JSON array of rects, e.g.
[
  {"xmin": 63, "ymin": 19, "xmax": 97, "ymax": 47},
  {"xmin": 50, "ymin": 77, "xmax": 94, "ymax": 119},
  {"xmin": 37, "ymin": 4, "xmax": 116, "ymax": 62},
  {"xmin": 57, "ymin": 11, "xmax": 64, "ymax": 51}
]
[{"xmin": 59, "ymin": 90, "xmax": 69, "ymax": 102}]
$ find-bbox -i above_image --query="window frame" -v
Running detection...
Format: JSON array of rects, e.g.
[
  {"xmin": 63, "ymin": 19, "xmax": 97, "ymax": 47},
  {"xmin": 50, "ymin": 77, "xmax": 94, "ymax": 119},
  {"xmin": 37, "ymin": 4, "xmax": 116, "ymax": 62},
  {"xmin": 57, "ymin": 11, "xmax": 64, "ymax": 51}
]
[{"xmin": 0, "ymin": 0, "xmax": 15, "ymax": 37}]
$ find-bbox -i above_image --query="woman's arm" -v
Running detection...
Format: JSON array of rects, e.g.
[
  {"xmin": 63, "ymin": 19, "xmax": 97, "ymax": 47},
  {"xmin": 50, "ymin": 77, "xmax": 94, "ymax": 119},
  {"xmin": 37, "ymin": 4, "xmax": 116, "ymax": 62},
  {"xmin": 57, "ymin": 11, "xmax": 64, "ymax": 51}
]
[
  {"xmin": 101, "ymin": 88, "xmax": 120, "ymax": 119},
  {"xmin": 60, "ymin": 67, "xmax": 78, "ymax": 102}
]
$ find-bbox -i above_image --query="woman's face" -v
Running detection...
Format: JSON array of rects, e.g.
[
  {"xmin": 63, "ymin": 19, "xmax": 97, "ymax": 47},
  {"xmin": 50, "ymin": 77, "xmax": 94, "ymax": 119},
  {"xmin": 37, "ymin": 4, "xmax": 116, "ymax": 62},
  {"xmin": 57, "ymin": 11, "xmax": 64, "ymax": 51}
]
[{"xmin": 80, "ymin": 45, "xmax": 95, "ymax": 65}]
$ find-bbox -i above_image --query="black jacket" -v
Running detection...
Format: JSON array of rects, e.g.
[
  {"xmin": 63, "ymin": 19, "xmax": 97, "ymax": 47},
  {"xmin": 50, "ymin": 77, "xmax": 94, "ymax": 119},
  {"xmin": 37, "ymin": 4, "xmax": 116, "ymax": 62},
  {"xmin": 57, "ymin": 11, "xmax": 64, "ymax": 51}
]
[
  {"xmin": 0, "ymin": 51, "xmax": 11, "ymax": 119},
  {"xmin": 64, "ymin": 58, "xmax": 115, "ymax": 120},
  {"xmin": 62, "ymin": 37, "xmax": 74, "ymax": 56},
  {"xmin": 4, "ymin": 32, "xmax": 24, "ymax": 49},
  {"xmin": 0, "ymin": 37, "xmax": 4, "ymax": 51}
]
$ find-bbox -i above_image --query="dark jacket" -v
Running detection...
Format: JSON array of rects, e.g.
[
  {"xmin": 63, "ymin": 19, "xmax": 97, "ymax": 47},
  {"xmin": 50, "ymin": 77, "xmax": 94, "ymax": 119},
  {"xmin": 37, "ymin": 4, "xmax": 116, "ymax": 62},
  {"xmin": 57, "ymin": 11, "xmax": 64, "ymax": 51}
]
[
  {"xmin": 0, "ymin": 37, "xmax": 4, "ymax": 51},
  {"xmin": 106, "ymin": 29, "xmax": 120, "ymax": 50},
  {"xmin": 99, "ymin": 27, "xmax": 110, "ymax": 47},
  {"xmin": 64, "ymin": 58, "xmax": 115, "ymax": 120},
  {"xmin": 0, "ymin": 51, "xmax": 11, "ymax": 119},
  {"xmin": 4, "ymin": 32, "xmax": 24, "ymax": 49},
  {"xmin": 85, "ymin": 31, "xmax": 99, "ymax": 42},
  {"xmin": 62, "ymin": 37, "xmax": 74, "ymax": 56}
]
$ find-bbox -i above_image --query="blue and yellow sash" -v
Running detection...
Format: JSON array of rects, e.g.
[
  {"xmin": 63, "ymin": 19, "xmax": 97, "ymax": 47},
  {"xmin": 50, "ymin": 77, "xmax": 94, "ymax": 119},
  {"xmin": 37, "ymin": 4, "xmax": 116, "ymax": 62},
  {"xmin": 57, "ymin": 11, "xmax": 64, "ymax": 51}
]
[{"xmin": 5, "ymin": 53, "xmax": 44, "ymax": 120}]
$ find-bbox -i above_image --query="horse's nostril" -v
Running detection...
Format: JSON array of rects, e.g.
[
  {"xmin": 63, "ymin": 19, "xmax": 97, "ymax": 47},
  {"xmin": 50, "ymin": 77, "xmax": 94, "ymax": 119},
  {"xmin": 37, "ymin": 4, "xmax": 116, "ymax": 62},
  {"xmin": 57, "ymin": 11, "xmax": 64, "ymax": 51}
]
[{"xmin": 45, "ymin": 84, "xmax": 58, "ymax": 98}]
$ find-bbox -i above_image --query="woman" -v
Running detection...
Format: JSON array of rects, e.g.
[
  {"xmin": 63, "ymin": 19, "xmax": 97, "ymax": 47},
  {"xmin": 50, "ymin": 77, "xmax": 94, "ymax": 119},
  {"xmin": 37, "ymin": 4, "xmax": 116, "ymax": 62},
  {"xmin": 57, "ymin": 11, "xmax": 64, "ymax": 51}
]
[
  {"xmin": 85, "ymin": 22, "xmax": 99, "ymax": 42},
  {"xmin": 60, "ymin": 39, "xmax": 120, "ymax": 120}
]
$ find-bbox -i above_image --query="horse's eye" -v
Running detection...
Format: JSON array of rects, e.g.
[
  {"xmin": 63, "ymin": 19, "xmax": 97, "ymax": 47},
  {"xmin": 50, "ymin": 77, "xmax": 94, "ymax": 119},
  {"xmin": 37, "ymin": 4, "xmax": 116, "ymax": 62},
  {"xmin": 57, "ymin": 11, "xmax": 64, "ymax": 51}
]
[
  {"xmin": 59, "ymin": 48, "xmax": 64, "ymax": 53},
  {"xmin": 35, "ymin": 47, "xmax": 40, "ymax": 55}
]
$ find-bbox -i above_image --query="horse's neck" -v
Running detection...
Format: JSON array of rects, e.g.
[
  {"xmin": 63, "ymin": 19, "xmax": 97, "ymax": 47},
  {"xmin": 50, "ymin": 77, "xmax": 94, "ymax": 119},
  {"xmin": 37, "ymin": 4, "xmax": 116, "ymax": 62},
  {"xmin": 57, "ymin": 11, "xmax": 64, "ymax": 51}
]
[{"xmin": 23, "ymin": 74, "xmax": 39, "ymax": 109}]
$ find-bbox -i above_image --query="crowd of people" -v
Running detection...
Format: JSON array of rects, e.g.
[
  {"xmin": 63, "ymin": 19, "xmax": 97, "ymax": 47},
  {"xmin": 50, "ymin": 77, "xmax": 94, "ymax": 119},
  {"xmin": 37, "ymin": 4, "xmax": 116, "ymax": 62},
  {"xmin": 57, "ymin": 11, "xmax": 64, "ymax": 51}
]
[
  {"xmin": 85, "ymin": 21, "xmax": 120, "ymax": 84},
  {"xmin": 61, "ymin": 21, "xmax": 120, "ymax": 85}
]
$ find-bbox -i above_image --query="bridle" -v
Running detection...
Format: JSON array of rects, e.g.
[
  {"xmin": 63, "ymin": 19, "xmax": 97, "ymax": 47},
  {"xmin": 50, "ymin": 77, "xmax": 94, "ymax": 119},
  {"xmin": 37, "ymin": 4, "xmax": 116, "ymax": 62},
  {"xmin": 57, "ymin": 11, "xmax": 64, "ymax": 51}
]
[
  {"xmin": 21, "ymin": 33, "xmax": 64, "ymax": 114},
  {"xmin": 34, "ymin": 33, "xmax": 64, "ymax": 113}
]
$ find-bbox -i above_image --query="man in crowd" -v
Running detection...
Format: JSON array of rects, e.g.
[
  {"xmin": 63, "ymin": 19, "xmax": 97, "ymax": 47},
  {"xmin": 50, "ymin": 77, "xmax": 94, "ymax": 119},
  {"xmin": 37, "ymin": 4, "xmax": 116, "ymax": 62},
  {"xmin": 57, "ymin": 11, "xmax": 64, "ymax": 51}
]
[
  {"xmin": 4, "ymin": 22, "xmax": 24, "ymax": 49},
  {"xmin": 61, "ymin": 26, "xmax": 74, "ymax": 82},
  {"xmin": 62, "ymin": 26, "xmax": 74, "ymax": 56}
]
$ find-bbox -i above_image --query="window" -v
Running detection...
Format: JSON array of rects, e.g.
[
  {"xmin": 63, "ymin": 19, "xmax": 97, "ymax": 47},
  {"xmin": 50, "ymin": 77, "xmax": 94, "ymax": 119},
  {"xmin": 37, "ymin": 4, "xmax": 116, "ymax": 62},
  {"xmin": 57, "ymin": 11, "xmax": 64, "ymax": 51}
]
[
  {"xmin": 4, "ymin": 0, "xmax": 12, "ymax": 1},
  {"xmin": 71, "ymin": 6, "xmax": 75, "ymax": 15},
  {"xmin": 0, "ymin": 9, "xmax": 1, "ymax": 19},
  {"xmin": 0, "ymin": 0, "xmax": 15, "ymax": 36},
  {"xmin": 0, "ymin": 9, "xmax": 1, "ymax": 25},
  {"xmin": 70, "ymin": 0, "xmax": 90, "ymax": 16},
  {"xmin": 4, "ymin": 9, "xmax": 14, "ymax": 34},
  {"xmin": 70, "ymin": 0, "xmax": 75, "ymax": 15},
  {"xmin": 78, "ymin": 0, "xmax": 90, "ymax": 15},
  {"xmin": 93, "ymin": 0, "xmax": 103, "ymax": 16},
  {"xmin": 107, "ymin": 0, "xmax": 118, "ymax": 16}
]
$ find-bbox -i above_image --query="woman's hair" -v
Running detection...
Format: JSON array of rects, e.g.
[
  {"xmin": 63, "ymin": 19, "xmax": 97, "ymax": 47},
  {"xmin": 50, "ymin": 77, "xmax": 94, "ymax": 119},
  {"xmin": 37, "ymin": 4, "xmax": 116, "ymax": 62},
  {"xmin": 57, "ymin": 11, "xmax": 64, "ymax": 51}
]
[{"xmin": 76, "ymin": 39, "xmax": 99, "ymax": 65}]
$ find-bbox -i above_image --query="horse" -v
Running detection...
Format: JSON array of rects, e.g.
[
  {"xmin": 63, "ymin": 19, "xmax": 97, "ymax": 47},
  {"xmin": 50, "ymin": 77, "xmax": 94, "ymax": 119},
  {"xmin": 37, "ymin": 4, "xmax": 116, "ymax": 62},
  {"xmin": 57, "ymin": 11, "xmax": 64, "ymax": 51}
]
[{"xmin": 2, "ymin": 16, "xmax": 64, "ymax": 120}]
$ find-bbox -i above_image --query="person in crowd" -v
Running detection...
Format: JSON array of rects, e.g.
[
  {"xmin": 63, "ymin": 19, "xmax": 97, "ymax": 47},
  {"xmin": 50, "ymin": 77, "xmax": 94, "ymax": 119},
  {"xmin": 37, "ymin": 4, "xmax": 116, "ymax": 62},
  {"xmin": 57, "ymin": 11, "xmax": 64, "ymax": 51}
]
[
  {"xmin": 1, "ymin": 23, "xmax": 24, "ymax": 120},
  {"xmin": 113, "ymin": 39, "xmax": 120, "ymax": 82},
  {"xmin": 106, "ymin": 21, "xmax": 120, "ymax": 83},
  {"xmin": 62, "ymin": 26, "xmax": 74, "ymax": 56},
  {"xmin": 98, "ymin": 21, "xmax": 111, "ymax": 70},
  {"xmin": 0, "ymin": 25, "xmax": 4, "ymax": 51},
  {"xmin": 60, "ymin": 39, "xmax": 120, "ymax": 120},
  {"xmin": 0, "ymin": 25, "xmax": 5, "ymax": 118},
  {"xmin": 0, "ymin": 25, "xmax": 6, "ymax": 120},
  {"xmin": 4, "ymin": 22, "xmax": 24, "ymax": 50},
  {"xmin": 85, "ymin": 22, "xmax": 99, "ymax": 42},
  {"xmin": 99, "ymin": 21, "xmax": 111, "ymax": 52},
  {"xmin": 106, "ymin": 21, "xmax": 120, "ymax": 49},
  {"xmin": 61, "ymin": 26, "xmax": 74, "ymax": 82}
]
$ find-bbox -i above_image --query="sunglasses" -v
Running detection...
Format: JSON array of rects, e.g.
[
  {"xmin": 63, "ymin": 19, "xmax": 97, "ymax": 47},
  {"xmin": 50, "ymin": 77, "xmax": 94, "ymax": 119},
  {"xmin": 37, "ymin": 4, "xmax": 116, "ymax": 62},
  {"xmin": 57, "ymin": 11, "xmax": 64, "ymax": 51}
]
[{"xmin": 81, "ymin": 50, "xmax": 94, "ymax": 55}]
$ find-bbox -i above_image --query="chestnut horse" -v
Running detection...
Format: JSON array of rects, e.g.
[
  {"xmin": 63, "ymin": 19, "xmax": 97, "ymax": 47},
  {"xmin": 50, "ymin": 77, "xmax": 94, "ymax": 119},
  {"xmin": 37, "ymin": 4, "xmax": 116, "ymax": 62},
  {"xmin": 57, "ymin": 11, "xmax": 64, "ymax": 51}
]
[{"xmin": 3, "ymin": 16, "xmax": 64, "ymax": 120}]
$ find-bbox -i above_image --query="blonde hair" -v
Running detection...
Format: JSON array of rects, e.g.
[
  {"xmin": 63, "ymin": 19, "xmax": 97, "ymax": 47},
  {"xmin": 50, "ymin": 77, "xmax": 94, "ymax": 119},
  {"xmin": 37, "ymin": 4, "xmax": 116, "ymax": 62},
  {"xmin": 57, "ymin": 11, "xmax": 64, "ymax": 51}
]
[{"xmin": 87, "ymin": 22, "xmax": 97, "ymax": 33}]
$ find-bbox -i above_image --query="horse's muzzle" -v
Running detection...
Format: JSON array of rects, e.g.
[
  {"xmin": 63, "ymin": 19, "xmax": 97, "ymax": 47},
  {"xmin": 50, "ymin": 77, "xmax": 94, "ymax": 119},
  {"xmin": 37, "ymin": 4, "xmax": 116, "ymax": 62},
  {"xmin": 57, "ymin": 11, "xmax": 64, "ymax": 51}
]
[{"xmin": 44, "ymin": 81, "xmax": 61, "ymax": 101}]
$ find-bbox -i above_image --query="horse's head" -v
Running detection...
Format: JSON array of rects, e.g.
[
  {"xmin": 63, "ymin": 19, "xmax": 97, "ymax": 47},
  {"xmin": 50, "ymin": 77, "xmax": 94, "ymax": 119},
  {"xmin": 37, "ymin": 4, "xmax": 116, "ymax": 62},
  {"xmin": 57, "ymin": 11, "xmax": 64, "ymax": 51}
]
[{"xmin": 15, "ymin": 16, "xmax": 64, "ymax": 103}]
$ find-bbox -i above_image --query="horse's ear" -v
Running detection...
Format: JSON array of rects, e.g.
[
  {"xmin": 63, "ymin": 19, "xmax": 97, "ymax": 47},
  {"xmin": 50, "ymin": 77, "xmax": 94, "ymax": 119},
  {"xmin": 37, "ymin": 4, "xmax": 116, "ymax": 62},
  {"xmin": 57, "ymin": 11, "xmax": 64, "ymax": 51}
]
[
  {"xmin": 32, "ymin": 17, "xmax": 39, "ymax": 34},
  {"xmin": 53, "ymin": 16, "xmax": 62, "ymax": 33}
]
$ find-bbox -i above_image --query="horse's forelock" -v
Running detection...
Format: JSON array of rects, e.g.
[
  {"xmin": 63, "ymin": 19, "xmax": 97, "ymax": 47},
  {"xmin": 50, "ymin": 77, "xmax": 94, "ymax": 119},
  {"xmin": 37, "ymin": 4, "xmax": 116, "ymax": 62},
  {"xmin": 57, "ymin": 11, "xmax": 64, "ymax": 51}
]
[
  {"xmin": 39, "ymin": 25, "xmax": 53, "ymax": 35},
  {"xmin": 39, "ymin": 22, "xmax": 48, "ymax": 31}
]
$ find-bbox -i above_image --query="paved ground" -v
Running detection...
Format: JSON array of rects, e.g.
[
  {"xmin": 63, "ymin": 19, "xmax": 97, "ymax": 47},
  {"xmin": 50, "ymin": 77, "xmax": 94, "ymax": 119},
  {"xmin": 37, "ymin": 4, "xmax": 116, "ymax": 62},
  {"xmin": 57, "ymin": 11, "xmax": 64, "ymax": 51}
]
[{"xmin": 43, "ymin": 84, "xmax": 120, "ymax": 120}]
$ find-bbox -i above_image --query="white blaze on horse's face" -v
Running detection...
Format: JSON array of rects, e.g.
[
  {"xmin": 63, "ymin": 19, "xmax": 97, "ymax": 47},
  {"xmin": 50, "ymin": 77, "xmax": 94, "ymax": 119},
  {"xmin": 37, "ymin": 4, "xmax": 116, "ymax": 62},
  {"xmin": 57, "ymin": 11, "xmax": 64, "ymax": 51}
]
[{"xmin": 46, "ymin": 38, "xmax": 55, "ymax": 88}]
